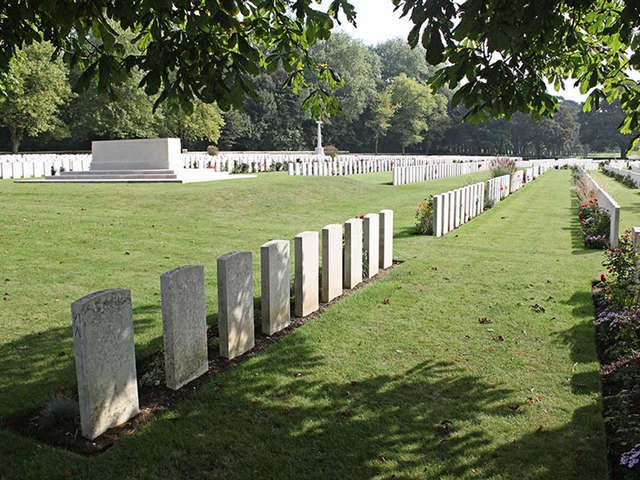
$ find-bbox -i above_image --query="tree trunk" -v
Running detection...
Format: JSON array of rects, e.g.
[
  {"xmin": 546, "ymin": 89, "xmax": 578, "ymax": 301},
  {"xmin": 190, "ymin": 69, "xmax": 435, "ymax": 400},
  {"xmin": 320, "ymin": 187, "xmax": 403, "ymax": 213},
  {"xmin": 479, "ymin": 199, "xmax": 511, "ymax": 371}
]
[
  {"xmin": 374, "ymin": 133, "xmax": 379, "ymax": 154},
  {"xmin": 9, "ymin": 126, "xmax": 21, "ymax": 153}
]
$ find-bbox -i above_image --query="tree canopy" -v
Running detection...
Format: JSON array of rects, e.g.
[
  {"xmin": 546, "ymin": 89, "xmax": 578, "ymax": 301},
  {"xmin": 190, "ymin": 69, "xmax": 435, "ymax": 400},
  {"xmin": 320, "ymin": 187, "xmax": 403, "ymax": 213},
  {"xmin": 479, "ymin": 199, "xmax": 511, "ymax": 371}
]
[
  {"xmin": 393, "ymin": 0, "xmax": 640, "ymax": 148},
  {"xmin": 0, "ymin": 0, "xmax": 355, "ymax": 117},
  {"xmin": 2, "ymin": 1, "xmax": 639, "ymax": 148},
  {"xmin": 0, "ymin": 42, "xmax": 71, "ymax": 152}
]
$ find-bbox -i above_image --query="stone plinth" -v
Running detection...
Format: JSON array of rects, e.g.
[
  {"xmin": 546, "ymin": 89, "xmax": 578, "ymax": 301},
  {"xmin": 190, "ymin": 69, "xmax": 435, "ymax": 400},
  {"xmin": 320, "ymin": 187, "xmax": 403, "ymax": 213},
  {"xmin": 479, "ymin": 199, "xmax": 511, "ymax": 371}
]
[{"xmin": 91, "ymin": 138, "xmax": 182, "ymax": 171}]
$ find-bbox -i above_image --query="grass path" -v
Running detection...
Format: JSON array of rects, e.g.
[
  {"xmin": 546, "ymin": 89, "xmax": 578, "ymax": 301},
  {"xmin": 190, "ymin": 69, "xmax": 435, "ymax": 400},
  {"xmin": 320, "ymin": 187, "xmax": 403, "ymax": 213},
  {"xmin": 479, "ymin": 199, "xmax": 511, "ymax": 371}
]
[
  {"xmin": 591, "ymin": 170, "xmax": 640, "ymax": 232},
  {"xmin": 0, "ymin": 170, "xmax": 609, "ymax": 479}
]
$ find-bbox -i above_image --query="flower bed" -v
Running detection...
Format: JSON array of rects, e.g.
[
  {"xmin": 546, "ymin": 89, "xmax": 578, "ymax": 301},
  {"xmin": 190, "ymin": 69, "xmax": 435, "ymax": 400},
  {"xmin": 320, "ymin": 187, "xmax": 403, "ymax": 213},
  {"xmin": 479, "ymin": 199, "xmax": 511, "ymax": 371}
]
[
  {"xmin": 593, "ymin": 231, "xmax": 640, "ymax": 478},
  {"xmin": 574, "ymin": 168, "xmax": 611, "ymax": 249}
]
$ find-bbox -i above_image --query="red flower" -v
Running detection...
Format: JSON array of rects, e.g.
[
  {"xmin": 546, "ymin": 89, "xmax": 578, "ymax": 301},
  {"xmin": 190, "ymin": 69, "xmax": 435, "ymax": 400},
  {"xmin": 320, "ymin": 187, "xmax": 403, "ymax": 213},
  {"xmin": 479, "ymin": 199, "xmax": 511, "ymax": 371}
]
[
  {"xmin": 360, "ymin": 215, "xmax": 365, "ymax": 219},
  {"xmin": 601, "ymin": 273, "xmax": 607, "ymax": 282},
  {"xmin": 608, "ymin": 267, "xmax": 614, "ymax": 273}
]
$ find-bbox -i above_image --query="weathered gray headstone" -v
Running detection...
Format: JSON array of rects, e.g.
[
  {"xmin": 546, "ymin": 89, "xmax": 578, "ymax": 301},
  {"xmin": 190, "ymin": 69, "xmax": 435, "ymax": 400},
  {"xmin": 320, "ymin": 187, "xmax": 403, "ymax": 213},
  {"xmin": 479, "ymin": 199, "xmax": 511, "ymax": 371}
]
[
  {"xmin": 217, "ymin": 251, "xmax": 255, "ymax": 359},
  {"xmin": 71, "ymin": 289, "xmax": 139, "ymax": 440},
  {"xmin": 379, "ymin": 210, "xmax": 393, "ymax": 269},
  {"xmin": 364, "ymin": 214, "xmax": 380, "ymax": 277},
  {"xmin": 344, "ymin": 218, "xmax": 363, "ymax": 288},
  {"xmin": 261, "ymin": 240, "xmax": 291, "ymax": 335},
  {"xmin": 161, "ymin": 265, "xmax": 208, "ymax": 390},
  {"xmin": 295, "ymin": 231, "xmax": 319, "ymax": 317},
  {"xmin": 321, "ymin": 224, "xmax": 343, "ymax": 303}
]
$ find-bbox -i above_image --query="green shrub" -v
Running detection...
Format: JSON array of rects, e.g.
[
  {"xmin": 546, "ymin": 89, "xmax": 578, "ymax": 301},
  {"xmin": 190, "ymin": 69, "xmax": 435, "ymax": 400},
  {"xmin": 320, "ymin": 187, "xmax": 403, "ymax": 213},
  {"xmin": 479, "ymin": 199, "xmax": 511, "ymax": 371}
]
[
  {"xmin": 415, "ymin": 196, "xmax": 435, "ymax": 234},
  {"xmin": 601, "ymin": 230, "xmax": 640, "ymax": 308},
  {"xmin": 324, "ymin": 145, "xmax": 339, "ymax": 159},
  {"xmin": 207, "ymin": 145, "xmax": 219, "ymax": 156},
  {"xmin": 489, "ymin": 156, "xmax": 516, "ymax": 178}
]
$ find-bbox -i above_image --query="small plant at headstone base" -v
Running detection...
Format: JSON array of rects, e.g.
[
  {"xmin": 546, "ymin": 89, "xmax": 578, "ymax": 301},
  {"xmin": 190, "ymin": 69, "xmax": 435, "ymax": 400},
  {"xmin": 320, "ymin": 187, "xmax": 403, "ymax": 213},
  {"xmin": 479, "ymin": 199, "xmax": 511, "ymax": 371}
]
[
  {"xmin": 489, "ymin": 156, "xmax": 516, "ymax": 178},
  {"xmin": 324, "ymin": 145, "xmax": 339, "ymax": 159},
  {"xmin": 577, "ymin": 198, "xmax": 610, "ymax": 249},
  {"xmin": 415, "ymin": 195, "xmax": 435, "ymax": 234},
  {"xmin": 38, "ymin": 394, "xmax": 79, "ymax": 429},
  {"xmin": 233, "ymin": 163, "xmax": 249, "ymax": 174},
  {"xmin": 207, "ymin": 145, "xmax": 219, "ymax": 156},
  {"xmin": 139, "ymin": 356, "xmax": 165, "ymax": 389}
]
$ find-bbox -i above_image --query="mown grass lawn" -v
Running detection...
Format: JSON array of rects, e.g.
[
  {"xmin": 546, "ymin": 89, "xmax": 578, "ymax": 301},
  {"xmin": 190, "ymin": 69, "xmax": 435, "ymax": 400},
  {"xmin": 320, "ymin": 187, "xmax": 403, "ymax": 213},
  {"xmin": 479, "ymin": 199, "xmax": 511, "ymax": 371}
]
[
  {"xmin": 591, "ymin": 170, "xmax": 640, "ymax": 233},
  {"xmin": 0, "ymin": 170, "xmax": 608, "ymax": 479}
]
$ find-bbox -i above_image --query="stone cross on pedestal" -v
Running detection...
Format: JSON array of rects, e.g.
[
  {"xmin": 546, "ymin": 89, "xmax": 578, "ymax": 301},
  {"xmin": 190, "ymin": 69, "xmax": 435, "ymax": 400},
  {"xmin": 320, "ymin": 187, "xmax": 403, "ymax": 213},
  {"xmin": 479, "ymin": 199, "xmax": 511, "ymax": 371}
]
[{"xmin": 315, "ymin": 120, "xmax": 324, "ymax": 156}]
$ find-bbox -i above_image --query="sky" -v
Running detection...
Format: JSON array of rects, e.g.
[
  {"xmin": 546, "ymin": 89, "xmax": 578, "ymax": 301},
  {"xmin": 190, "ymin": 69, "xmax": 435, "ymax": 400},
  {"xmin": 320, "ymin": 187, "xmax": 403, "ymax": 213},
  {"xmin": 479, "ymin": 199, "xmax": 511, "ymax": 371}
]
[{"xmin": 320, "ymin": 0, "xmax": 588, "ymax": 103}]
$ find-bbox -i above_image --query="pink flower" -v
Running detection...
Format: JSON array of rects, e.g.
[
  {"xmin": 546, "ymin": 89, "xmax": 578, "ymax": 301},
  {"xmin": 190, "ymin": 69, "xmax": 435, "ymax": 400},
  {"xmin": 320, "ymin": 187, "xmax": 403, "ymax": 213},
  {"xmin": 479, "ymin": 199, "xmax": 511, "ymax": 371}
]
[{"xmin": 601, "ymin": 273, "xmax": 607, "ymax": 282}]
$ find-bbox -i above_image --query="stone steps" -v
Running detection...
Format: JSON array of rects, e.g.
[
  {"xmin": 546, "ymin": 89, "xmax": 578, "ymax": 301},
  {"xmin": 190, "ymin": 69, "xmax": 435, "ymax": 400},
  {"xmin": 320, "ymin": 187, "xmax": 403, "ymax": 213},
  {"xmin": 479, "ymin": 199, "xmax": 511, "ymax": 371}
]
[
  {"xmin": 18, "ymin": 178, "xmax": 183, "ymax": 183},
  {"xmin": 48, "ymin": 174, "xmax": 178, "ymax": 180},
  {"xmin": 59, "ymin": 169, "xmax": 176, "ymax": 176}
]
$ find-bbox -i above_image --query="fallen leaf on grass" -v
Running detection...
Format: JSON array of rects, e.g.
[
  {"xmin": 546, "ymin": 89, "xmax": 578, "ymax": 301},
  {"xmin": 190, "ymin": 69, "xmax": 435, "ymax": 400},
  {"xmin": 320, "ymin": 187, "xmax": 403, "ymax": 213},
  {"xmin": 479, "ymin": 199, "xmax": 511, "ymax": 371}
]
[
  {"xmin": 431, "ymin": 266, "xmax": 438, "ymax": 271},
  {"xmin": 489, "ymin": 347, "xmax": 496, "ymax": 353},
  {"xmin": 438, "ymin": 419, "xmax": 453, "ymax": 433},
  {"xmin": 383, "ymin": 298, "xmax": 391, "ymax": 305},
  {"xmin": 530, "ymin": 304, "xmax": 545, "ymax": 313},
  {"xmin": 493, "ymin": 335, "xmax": 505, "ymax": 342},
  {"xmin": 507, "ymin": 404, "xmax": 520, "ymax": 412},
  {"xmin": 478, "ymin": 317, "xmax": 492, "ymax": 324}
]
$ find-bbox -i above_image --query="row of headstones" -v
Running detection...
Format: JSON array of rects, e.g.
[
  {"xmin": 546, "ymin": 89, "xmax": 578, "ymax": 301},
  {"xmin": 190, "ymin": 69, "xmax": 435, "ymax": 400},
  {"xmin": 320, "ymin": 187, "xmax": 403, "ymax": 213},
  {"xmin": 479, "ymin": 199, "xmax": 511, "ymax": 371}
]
[
  {"xmin": 603, "ymin": 164, "xmax": 640, "ymax": 188},
  {"xmin": 510, "ymin": 170, "xmax": 524, "ymax": 192},
  {"xmin": 70, "ymin": 210, "xmax": 394, "ymax": 440},
  {"xmin": 392, "ymin": 162, "xmax": 488, "ymax": 186},
  {"xmin": 0, "ymin": 155, "xmax": 91, "ymax": 179},
  {"xmin": 288, "ymin": 159, "xmax": 396, "ymax": 176},
  {"xmin": 486, "ymin": 174, "xmax": 512, "ymax": 205},
  {"xmin": 433, "ymin": 181, "xmax": 485, "ymax": 237},
  {"xmin": 577, "ymin": 167, "xmax": 620, "ymax": 247},
  {"xmin": 433, "ymin": 168, "xmax": 550, "ymax": 237}
]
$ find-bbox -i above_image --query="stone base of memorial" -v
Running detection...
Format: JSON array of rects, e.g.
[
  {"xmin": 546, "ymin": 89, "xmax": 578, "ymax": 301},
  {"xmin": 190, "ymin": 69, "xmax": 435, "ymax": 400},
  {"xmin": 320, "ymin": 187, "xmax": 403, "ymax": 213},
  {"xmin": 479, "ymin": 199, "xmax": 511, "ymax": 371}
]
[{"xmin": 15, "ymin": 138, "xmax": 257, "ymax": 184}]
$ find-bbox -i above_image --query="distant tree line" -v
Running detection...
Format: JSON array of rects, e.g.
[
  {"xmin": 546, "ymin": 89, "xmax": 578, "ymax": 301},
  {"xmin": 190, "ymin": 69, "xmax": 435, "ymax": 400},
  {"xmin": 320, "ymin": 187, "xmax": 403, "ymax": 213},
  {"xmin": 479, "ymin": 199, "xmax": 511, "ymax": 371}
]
[{"xmin": 0, "ymin": 34, "xmax": 634, "ymax": 157}]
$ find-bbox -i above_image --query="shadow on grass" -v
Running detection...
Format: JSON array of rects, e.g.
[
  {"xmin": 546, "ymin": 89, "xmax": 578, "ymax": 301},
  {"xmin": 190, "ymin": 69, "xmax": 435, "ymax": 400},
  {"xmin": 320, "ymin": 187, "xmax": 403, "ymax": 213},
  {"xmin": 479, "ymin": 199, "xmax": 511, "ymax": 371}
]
[
  {"xmin": 565, "ymin": 187, "xmax": 594, "ymax": 255},
  {"xmin": 395, "ymin": 226, "xmax": 419, "ymax": 239},
  {"xmin": 552, "ymin": 290, "xmax": 601, "ymax": 395},
  {"xmin": 43, "ymin": 336, "xmax": 606, "ymax": 479},
  {"xmin": 0, "ymin": 313, "xmax": 158, "ymax": 419}
]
